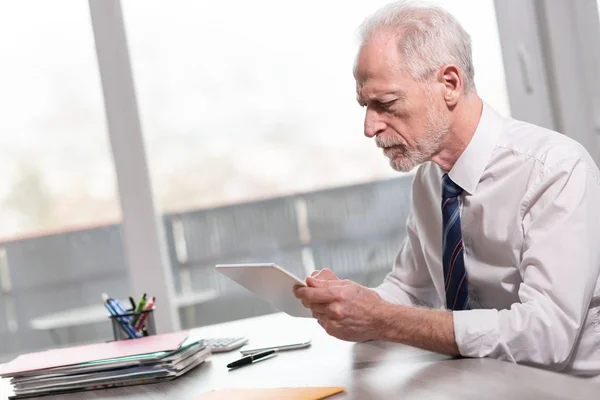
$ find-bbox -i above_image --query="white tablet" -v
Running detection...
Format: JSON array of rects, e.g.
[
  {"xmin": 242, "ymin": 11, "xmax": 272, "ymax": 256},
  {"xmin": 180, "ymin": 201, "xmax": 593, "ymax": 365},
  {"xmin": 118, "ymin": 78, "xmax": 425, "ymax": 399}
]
[{"xmin": 214, "ymin": 263, "xmax": 313, "ymax": 318}]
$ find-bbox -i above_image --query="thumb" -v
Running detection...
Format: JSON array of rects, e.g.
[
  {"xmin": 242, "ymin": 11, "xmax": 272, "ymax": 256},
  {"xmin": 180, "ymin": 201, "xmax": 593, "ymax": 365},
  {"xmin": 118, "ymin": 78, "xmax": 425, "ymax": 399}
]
[
  {"xmin": 306, "ymin": 276, "xmax": 341, "ymax": 288},
  {"xmin": 312, "ymin": 268, "xmax": 339, "ymax": 281}
]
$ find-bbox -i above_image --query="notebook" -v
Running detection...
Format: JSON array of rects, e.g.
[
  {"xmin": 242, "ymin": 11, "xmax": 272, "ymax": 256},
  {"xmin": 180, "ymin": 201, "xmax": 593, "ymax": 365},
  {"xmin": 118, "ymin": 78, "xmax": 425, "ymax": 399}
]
[
  {"xmin": 12, "ymin": 346, "xmax": 210, "ymax": 398},
  {"xmin": 0, "ymin": 331, "xmax": 189, "ymax": 377},
  {"xmin": 0, "ymin": 331, "xmax": 210, "ymax": 399}
]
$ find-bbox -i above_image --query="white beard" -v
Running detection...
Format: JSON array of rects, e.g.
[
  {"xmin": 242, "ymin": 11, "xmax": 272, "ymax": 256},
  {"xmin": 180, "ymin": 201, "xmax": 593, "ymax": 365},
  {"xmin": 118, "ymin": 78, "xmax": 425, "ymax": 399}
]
[{"xmin": 383, "ymin": 98, "xmax": 450, "ymax": 172}]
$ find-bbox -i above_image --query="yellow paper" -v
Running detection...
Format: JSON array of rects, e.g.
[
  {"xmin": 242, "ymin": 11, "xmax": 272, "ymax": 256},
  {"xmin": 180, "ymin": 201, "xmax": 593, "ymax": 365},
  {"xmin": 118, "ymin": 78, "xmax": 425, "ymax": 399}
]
[{"xmin": 195, "ymin": 387, "xmax": 346, "ymax": 400}]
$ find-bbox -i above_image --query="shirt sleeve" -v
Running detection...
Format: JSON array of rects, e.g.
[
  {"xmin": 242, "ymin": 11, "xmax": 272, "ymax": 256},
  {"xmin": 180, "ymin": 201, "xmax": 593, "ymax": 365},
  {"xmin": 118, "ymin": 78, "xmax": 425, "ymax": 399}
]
[
  {"xmin": 453, "ymin": 155, "xmax": 600, "ymax": 370},
  {"xmin": 375, "ymin": 167, "xmax": 441, "ymax": 308}
]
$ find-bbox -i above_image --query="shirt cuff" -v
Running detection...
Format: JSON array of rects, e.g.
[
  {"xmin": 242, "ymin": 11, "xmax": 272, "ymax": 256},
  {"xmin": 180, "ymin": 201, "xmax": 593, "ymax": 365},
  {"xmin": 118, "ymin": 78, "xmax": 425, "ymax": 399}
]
[{"xmin": 453, "ymin": 309, "xmax": 503, "ymax": 358}]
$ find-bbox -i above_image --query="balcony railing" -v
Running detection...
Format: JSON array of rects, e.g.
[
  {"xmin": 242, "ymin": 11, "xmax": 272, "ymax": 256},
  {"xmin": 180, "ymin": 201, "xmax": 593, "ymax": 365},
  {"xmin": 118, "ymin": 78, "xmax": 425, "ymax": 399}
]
[{"xmin": 0, "ymin": 175, "xmax": 413, "ymax": 359}]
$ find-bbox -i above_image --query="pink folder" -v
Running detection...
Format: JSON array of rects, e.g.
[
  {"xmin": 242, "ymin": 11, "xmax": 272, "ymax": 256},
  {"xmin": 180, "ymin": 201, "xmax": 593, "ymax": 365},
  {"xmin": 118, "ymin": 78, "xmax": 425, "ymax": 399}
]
[{"xmin": 0, "ymin": 331, "xmax": 189, "ymax": 376}]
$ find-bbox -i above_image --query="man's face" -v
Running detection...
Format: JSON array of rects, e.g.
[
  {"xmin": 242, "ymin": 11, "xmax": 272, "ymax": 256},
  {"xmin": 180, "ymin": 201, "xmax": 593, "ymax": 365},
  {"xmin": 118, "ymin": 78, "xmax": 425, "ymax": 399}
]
[{"xmin": 354, "ymin": 32, "xmax": 451, "ymax": 172}]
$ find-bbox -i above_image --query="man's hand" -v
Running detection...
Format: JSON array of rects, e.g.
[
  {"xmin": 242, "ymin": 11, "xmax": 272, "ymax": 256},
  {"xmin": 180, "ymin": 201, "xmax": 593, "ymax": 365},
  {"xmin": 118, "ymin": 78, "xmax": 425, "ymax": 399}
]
[
  {"xmin": 295, "ymin": 270, "xmax": 459, "ymax": 355},
  {"xmin": 294, "ymin": 269, "xmax": 386, "ymax": 342},
  {"xmin": 307, "ymin": 268, "xmax": 340, "ymax": 281}
]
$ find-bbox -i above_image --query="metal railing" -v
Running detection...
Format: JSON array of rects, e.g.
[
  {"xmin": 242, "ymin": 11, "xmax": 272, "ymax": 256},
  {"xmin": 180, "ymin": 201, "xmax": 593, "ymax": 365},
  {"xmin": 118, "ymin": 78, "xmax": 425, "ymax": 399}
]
[{"xmin": 0, "ymin": 175, "xmax": 414, "ymax": 357}]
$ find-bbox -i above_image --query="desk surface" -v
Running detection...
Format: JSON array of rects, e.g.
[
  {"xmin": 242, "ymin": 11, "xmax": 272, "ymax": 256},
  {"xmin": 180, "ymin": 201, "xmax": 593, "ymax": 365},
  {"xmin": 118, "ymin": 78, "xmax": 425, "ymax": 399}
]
[{"xmin": 3, "ymin": 313, "xmax": 599, "ymax": 399}]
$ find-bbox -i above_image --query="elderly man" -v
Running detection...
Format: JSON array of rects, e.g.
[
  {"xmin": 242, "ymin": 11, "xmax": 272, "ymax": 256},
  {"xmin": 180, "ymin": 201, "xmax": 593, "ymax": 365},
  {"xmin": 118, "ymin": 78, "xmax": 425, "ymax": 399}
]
[{"xmin": 294, "ymin": 1, "xmax": 600, "ymax": 376}]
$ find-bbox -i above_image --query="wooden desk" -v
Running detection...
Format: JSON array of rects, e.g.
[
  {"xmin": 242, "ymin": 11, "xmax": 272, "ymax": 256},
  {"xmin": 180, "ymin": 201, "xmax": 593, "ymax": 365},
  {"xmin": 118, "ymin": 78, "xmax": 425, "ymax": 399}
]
[{"xmin": 2, "ymin": 313, "xmax": 599, "ymax": 399}]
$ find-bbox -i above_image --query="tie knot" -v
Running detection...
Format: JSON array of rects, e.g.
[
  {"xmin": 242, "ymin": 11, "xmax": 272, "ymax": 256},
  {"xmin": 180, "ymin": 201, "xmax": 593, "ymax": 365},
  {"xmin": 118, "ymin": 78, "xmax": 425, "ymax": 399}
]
[{"xmin": 442, "ymin": 174, "xmax": 463, "ymax": 198}]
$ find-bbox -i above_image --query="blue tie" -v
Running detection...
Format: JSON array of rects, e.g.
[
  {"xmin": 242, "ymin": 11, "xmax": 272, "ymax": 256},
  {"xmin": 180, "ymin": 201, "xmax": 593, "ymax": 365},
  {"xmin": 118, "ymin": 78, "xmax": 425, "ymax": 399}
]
[{"xmin": 442, "ymin": 174, "xmax": 470, "ymax": 310}]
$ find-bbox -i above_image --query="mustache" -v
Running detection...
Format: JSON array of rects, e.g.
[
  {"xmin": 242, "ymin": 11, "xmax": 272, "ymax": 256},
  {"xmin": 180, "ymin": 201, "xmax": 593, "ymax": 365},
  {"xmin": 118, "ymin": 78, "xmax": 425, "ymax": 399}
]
[{"xmin": 375, "ymin": 136, "xmax": 405, "ymax": 148}]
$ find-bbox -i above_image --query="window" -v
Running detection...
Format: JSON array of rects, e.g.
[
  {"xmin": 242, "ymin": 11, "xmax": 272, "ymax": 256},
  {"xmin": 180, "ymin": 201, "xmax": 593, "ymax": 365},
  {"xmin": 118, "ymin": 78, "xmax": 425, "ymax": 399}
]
[
  {"xmin": 122, "ymin": 0, "xmax": 511, "ymax": 328},
  {"xmin": 0, "ymin": 1, "xmax": 127, "ymax": 359},
  {"xmin": 122, "ymin": 0, "xmax": 510, "ymax": 214},
  {"xmin": 0, "ymin": 2, "xmax": 120, "ymax": 238}
]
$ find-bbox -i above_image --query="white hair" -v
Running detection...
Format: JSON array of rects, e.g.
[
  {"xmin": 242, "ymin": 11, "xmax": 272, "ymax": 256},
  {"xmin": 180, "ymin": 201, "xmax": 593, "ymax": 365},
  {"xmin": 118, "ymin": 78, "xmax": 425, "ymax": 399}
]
[{"xmin": 358, "ymin": 1, "xmax": 476, "ymax": 93}]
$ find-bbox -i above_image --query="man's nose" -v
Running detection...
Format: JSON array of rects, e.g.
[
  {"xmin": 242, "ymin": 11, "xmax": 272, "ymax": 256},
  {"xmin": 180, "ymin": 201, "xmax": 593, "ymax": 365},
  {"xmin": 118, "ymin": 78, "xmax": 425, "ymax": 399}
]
[{"xmin": 364, "ymin": 107, "xmax": 386, "ymax": 138}]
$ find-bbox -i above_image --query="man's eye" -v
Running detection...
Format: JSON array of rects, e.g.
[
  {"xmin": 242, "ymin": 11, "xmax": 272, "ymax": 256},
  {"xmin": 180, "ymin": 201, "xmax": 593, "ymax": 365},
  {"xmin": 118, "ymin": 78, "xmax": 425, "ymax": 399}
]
[{"xmin": 378, "ymin": 100, "xmax": 395, "ymax": 110}]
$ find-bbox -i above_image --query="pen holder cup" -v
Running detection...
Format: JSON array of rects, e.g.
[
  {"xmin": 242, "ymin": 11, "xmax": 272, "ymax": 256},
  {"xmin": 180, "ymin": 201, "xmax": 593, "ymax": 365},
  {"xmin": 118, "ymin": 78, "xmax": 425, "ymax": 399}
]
[{"xmin": 110, "ymin": 308, "xmax": 156, "ymax": 341}]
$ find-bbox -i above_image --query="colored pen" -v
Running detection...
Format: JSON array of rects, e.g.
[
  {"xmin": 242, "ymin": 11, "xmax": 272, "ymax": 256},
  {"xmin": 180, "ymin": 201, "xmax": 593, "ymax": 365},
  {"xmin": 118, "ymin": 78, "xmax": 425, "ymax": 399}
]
[
  {"xmin": 110, "ymin": 297, "xmax": 134, "ymax": 323},
  {"xmin": 226, "ymin": 350, "xmax": 277, "ymax": 369},
  {"xmin": 134, "ymin": 293, "xmax": 147, "ymax": 324},
  {"xmin": 134, "ymin": 296, "xmax": 156, "ymax": 332},
  {"xmin": 107, "ymin": 295, "xmax": 139, "ymax": 338},
  {"xmin": 129, "ymin": 296, "xmax": 136, "ymax": 311},
  {"xmin": 102, "ymin": 293, "xmax": 124, "ymax": 331},
  {"xmin": 102, "ymin": 293, "xmax": 139, "ymax": 339}
]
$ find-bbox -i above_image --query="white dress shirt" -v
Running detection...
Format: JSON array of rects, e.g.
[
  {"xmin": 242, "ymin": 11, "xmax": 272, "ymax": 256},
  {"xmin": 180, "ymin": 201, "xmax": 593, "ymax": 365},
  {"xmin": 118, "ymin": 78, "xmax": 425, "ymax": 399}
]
[{"xmin": 375, "ymin": 102, "xmax": 600, "ymax": 377}]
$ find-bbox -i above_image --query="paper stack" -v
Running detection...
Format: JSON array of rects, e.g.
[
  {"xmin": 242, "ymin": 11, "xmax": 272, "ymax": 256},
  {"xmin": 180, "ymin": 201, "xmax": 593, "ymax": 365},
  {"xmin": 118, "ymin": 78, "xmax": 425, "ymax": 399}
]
[{"xmin": 0, "ymin": 331, "xmax": 210, "ymax": 399}]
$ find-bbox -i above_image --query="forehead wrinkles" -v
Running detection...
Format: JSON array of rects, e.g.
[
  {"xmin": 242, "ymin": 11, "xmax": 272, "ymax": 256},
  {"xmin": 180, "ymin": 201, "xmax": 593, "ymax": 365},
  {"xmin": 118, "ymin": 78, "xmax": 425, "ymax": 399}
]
[{"xmin": 355, "ymin": 45, "xmax": 408, "ymax": 101}]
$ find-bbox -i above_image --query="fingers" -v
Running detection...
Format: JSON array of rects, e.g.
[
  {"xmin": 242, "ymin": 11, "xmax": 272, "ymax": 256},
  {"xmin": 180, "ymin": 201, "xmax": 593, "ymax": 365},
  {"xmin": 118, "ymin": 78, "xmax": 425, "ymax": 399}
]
[
  {"xmin": 311, "ymin": 303, "xmax": 344, "ymax": 320},
  {"xmin": 296, "ymin": 286, "xmax": 341, "ymax": 304},
  {"xmin": 304, "ymin": 302, "xmax": 338, "ymax": 319},
  {"xmin": 309, "ymin": 303, "xmax": 326, "ymax": 314},
  {"xmin": 312, "ymin": 311, "xmax": 327, "ymax": 320},
  {"xmin": 311, "ymin": 268, "xmax": 338, "ymax": 280},
  {"xmin": 300, "ymin": 298, "xmax": 312, "ymax": 309},
  {"xmin": 314, "ymin": 314, "xmax": 340, "ymax": 339},
  {"xmin": 306, "ymin": 276, "xmax": 345, "ymax": 289},
  {"xmin": 298, "ymin": 291, "xmax": 344, "ymax": 321},
  {"xmin": 293, "ymin": 284, "xmax": 304, "ymax": 292}
]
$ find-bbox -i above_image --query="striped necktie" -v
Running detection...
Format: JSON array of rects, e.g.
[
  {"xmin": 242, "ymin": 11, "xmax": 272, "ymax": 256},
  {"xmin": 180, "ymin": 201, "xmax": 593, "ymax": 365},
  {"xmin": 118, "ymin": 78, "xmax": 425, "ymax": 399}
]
[{"xmin": 441, "ymin": 174, "xmax": 470, "ymax": 310}]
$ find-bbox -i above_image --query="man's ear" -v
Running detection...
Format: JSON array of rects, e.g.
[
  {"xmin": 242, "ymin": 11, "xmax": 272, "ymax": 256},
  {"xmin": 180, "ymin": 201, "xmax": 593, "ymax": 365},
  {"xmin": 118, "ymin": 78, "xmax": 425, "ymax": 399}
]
[{"xmin": 438, "ymin": 64, "xmax": 462, "ymax": 107}]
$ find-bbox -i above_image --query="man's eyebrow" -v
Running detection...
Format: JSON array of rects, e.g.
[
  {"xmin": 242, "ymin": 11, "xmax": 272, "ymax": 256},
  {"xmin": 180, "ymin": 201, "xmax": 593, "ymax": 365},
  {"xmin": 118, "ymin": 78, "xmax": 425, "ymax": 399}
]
[
  {"xmin": 360, "ymin": 90, "xmax": 406, "ymax": 103},
  {"xmin": 379, "ymin": 90, "xmax": 406, "ymax": 99}
]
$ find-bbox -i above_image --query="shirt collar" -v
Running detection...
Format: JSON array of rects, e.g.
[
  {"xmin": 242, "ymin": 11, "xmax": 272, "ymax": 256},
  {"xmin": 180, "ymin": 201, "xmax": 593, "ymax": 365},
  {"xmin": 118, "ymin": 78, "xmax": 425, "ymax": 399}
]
[{"xmin": 447, "ymin": 101, "xmax": 505, "ymax": 195}]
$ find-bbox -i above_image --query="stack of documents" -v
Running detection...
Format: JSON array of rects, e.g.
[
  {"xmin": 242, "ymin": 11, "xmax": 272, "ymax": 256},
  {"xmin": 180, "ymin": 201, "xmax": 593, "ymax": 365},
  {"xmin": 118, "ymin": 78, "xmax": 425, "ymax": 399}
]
[{"xmin": 0, "ymin": 331, "xmax": 210, "ymax": 399}]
